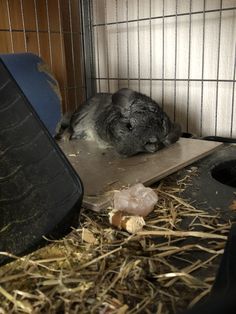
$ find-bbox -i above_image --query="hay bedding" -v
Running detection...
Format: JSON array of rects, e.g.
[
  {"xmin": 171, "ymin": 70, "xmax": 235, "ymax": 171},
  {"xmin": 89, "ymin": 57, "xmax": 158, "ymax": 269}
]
[{"xmin": 0, "ymin": 169, "xmax": 231, "ymax": 314}]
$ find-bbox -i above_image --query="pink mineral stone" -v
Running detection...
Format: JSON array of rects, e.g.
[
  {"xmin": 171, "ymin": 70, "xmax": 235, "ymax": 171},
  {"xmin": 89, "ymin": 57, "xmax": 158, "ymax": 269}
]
[{"xmin": 113, "ymin": 183, "xmax": 158, "ymax": 217}]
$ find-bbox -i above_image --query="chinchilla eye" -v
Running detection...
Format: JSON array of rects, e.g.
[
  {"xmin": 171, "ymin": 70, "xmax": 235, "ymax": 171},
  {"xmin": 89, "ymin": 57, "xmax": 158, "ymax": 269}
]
[{"xmin": 126, "ymin": 123, "xmax": 132, "ymax": 131}]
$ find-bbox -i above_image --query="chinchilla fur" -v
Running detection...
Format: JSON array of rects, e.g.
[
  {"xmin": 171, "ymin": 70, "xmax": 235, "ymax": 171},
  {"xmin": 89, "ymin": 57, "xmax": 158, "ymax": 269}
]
[{"xmin": 56, "ymin": 88, "xmax": 181, "ymax": 156}]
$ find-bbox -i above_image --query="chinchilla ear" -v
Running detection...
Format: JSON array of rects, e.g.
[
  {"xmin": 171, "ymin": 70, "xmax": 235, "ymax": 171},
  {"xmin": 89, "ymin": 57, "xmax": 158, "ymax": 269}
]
[
  {"xmin": 112, "ymin": 88, "xmax": 135, "ymax": 118},
  {"xmin": 112, "ymin": 88, "xmax": 135, "ymax": 106}
]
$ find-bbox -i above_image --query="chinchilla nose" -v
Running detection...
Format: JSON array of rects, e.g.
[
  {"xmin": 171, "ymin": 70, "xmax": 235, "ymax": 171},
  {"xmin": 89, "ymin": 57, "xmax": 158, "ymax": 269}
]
[{"xmin": 144, "ymin": 142, "xmax": 159, "ymax": 153}]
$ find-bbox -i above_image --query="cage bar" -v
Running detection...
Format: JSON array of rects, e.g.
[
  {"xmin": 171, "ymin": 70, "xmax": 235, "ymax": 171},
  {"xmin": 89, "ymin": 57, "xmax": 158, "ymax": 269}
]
[
  {"xmin": 68, "ymin": 0, "xmax": 78, "ymax": 108},
  {"xmin": 78, "ymin": 1, "xmax": 86, "ymax": 101},
  {"xmin": 162, "ymin": 0, "xmax": 165, "ymax": 108},
  {"xmin": 104, "ymin": 0, "xmax": 110, "ymax": 93},
  {"xmin": 58, "ymin": 0, "xmax": 68, "ymax": 112},
  {"xmin": 33, "ymin": 0, "xmax": 41, "ymax": 56},
  {"xmin": 186, "ymin": 0, "xmax": 192, "ymax": 133},
  {"xmin": 126, "ymin": 0, "xmax": 130, "ymax": 88},
  {"xmin": 6, "ymin": 0, "xmax": 14, "ymax": 53},
  {"xmin": 92, "ymin": 0, "xmax": 101, "ymax": 93},
  {"xmin": 115, "ymin": 0, "xmax": 120, "ymax": 90},
  {"xmin": 94, "ymin": 77, "xmax": 236, "ymax": 83},
  {"xmin": 215, "ymin": 0, "xmax": 223, "ymax": 136},
  {"xmin": 20, "ymin": 0, "xmax": 27, "ymax": 52},
  {"xmin": 200, "ymin": 0, "xmax": 206, "ymax": 136},
  {"xmin": 231, "ymin": 44, "xmax": 236, "ymax": 137},
  {"xmin": 95, "ymin": 25, "xmax": 101, "ymax": 92},
  {"xmin": 80, "ymin": 0, "xmax": 96, "ymax": 98},
  {"xmin": 45, "ymin": 0, "xmax": 53, "ymax": 69},
  {"xmin": 137, "ymin": 0, "xmax": 140, "ymax": 92},
  {"xmin": 93, "ymin": 6, "xmax": 236, "ymax": 27},
  {"xmin": 149, "ymin": 0, "xmax": 152, "ymax": 98},
  {"xmin": 174, "ymin": 0, "xmax": 178, "ymax": 121}
]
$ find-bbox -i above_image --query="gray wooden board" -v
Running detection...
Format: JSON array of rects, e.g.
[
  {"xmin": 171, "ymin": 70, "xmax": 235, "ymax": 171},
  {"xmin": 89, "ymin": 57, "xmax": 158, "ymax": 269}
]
[{"xmin": 59, "ymin": 138, "xmax": 223, "ymax": 211}]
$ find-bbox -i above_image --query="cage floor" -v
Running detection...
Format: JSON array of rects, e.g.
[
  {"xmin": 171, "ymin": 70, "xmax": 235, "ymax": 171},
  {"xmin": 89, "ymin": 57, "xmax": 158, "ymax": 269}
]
[{"xmin": 59, "ymin": 138, "xmax": 223, "ymax": 211}]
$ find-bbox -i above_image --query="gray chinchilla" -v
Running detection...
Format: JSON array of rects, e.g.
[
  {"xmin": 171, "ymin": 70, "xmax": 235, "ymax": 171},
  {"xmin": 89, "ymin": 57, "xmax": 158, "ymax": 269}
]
[{"xmin": 56, "ymin": 88, "xmax": 181, "ymax": 156}]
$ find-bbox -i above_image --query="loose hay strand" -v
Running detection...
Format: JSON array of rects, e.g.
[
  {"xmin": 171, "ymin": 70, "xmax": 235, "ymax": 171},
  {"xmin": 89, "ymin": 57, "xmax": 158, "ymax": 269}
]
[
  {"xmin": 78, "ymin": 246, "xmax": 122, "ymax": 270},
  {"xmin": 0, "ymin": 286, "xmax": 32, "ymax": 313},
  {"xmin": 137, "ymin": 230, "xmax": 227, "ymax": 240}
]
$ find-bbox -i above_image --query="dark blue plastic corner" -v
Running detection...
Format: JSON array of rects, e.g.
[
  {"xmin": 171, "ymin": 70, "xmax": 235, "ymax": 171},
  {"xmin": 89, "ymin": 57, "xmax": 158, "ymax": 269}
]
[{"xmin": 0, "ymin": 53, "xmax": 61, "ymax": 136}]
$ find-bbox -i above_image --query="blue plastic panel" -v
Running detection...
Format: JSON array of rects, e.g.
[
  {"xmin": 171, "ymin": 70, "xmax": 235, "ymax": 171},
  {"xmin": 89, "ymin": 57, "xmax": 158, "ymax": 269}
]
[{"xmin": 0, "ymin": 53, "xmax": 61, "ymax": 135}]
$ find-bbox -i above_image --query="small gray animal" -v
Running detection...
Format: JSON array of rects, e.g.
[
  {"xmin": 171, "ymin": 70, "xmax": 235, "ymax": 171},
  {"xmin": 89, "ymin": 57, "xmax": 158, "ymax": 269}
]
[{"xmin": 56, "ymin": 88, "xmax": 181, "ymax": 156}]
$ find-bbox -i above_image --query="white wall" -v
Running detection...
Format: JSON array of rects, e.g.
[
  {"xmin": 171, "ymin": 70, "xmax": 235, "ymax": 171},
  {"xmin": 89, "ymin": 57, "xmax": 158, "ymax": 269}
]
[{"xmin": 92, "ymin": 0, "xmax": 236, "ymax": 137}]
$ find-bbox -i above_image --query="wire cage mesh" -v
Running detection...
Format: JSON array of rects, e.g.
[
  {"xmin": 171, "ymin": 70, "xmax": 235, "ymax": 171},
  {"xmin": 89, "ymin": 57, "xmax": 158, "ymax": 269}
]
[{"xmin": 81, "ymin": 0, "xmax": 236, "ymax": 138}]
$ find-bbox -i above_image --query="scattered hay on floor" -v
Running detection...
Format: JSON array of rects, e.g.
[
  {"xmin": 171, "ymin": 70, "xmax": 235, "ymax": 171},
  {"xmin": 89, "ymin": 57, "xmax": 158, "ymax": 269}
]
[{"xmin": 0, "ymin": 174, "xmax": 231, "ymax": 314}]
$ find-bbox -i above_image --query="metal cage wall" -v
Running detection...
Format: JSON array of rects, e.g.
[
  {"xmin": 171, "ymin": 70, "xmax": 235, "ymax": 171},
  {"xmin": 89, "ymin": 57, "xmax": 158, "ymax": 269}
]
[{"xmin": 81, "ymin": 0, "xmax": 236, "ymax": 138}]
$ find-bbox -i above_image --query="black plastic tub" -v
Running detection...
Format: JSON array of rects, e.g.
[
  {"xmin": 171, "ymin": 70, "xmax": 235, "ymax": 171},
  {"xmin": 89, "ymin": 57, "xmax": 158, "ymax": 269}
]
[{"xmin": 0, "ymin": 59, "xmax": 83, "ymax": 266}]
